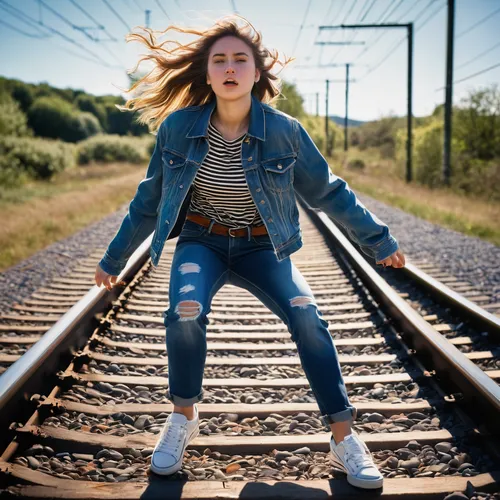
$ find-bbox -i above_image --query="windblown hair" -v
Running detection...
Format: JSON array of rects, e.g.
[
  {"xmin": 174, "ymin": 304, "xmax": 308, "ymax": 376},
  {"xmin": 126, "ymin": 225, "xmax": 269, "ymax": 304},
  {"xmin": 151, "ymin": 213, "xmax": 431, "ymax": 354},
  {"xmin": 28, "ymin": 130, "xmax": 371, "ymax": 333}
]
[{"xmin": 118, "ymin": 14, "xmax": 295, "ymax": 132}]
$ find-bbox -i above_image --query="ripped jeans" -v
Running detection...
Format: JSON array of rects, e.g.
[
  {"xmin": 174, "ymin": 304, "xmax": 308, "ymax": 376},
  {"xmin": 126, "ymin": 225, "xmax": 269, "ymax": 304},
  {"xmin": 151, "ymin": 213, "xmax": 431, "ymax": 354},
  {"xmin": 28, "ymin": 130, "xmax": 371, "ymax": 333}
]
[{"xmin": 163, "ymin": 216, "xmax": 357, "ymax": 429}]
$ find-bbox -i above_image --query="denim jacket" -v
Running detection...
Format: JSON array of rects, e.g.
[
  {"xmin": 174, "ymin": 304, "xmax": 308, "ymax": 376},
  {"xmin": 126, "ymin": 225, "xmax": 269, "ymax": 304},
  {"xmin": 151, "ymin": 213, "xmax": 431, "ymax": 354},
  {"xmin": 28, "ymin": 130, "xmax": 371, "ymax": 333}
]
[{"xmin": 98, "ymin": 93, "xmax": 399, "ymax": 276}]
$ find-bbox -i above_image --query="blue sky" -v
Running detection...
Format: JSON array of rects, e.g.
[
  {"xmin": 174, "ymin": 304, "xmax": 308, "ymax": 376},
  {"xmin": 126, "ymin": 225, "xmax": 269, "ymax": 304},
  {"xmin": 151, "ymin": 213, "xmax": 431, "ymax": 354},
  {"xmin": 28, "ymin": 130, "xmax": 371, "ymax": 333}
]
[{"xmin": 0, "ymin": 0, "xmax": 499, "ymax": 122}]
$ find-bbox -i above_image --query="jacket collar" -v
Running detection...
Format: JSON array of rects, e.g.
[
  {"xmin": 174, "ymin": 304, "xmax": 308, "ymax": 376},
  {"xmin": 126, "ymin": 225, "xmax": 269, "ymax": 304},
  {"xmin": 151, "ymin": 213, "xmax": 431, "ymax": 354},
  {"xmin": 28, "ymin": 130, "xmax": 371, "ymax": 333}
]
[{"xmin": 186, "ymin": 93, "xmax": 265, "ymax": 141}]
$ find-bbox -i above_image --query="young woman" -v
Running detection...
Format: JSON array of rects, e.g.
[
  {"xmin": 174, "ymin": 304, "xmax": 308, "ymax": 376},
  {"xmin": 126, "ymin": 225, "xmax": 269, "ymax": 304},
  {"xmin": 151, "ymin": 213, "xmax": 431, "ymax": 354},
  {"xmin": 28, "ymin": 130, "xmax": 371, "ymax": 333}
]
[{"xmin": 95, "ymin": 15, "xmax": 405, "ymax": 490}]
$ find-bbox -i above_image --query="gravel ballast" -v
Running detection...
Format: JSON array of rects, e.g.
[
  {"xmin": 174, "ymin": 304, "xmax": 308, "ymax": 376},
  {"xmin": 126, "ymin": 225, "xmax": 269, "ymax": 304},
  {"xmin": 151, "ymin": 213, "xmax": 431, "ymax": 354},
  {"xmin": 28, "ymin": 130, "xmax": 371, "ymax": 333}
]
[
  {"xmin": 355, "ymin": 193, "xmax": 500, "ymax": 305},
  {"xmin": 1, "ymin": 193, "xmax": 499, "ymax": 314}
]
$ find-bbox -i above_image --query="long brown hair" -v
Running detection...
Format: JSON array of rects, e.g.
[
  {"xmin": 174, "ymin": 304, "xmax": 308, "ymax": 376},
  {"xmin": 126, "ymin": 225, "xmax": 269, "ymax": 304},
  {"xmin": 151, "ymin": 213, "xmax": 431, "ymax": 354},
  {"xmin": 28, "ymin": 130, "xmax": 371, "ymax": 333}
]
[{"xmin": 117, "ymin": 14, "xmax": 295, "ymax": 132}]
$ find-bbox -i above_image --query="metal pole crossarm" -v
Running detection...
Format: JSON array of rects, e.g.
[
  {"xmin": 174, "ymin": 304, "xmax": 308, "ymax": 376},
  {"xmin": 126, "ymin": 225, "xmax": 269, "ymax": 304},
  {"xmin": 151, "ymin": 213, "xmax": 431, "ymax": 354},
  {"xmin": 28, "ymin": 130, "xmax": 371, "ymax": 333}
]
[
  {"xmin": 314, "ymin": 41, "xmax": 366, "ymax": 46},
  {"xmin": 318, "ymin": 23, "xmax": 411, "ymax": 30},
  {"xmin": 340, "ymin": 23, "xmax": 411, "ymax": 29},
  {"xmin": 293, "ymin": 79, "xmax": 357, "ymax": 83},
  {"xmin": 294, "ymin": 64, "xmax": 359, "ymax": 68}
]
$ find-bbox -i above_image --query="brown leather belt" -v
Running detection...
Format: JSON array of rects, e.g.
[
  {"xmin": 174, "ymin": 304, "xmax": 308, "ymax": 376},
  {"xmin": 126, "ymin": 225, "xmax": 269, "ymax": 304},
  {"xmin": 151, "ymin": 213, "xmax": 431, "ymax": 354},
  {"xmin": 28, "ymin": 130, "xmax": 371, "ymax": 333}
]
[{"xmin": 186, "ymin": 213, "xmax": 268, "ymax": 238}]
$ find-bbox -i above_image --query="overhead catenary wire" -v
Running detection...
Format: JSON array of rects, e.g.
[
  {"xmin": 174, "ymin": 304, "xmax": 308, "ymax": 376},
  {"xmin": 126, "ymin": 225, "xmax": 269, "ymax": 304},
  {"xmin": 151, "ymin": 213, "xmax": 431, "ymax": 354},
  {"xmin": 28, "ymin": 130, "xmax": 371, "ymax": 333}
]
[
  {"xmin": 351, "ymin": 0, "xmax": 423, "ymax": 65},
  {"xmin": 0, "ymin": 0, "xmax": 52, "ymax": 35},
  {"xmin": 154, "ymin": 0, "xmax": 171, "ymax": 21},
  {"xmin": 329, "ymin": 0, "xmax": 363, "ymax": 64},
  {"xmin": 324, "ymin": 0, "xmax": 351, "ymax": 47},
  {"xmin": 455, "ymin": 40, "xmax": 500, "ymax": 71},
  {"xmin": 291, "ymin": 0, "xmax": 313, "ymax": 56},
  {"xmin": 132, "ymin": 0, "xmax": 143, "ymax": 14},
  {"xmin": 353, "ymin": 0, "xmax": 436, "ymax": 66},
  {"xmin": 0, "ymin": 0, "xmax": 120, "ymax": 69},
  {"xmin": 119, "ymin": 0, "xmax": 138, "ymax": 15},
  {"xmin": 358, "ymin": 0, "xmax": 378, "ymax": 23},
  {"xmin": 0, "ymin": 18, "xmax": 49, "ymax": 38},
  {"xmin": 456, "ymin": 5, "xmax": 500, "ymax": 39},
  {"xmin": 326, "ymin": 0, "xmax": 405, "ymax": 65},
  {"xmin": 436, "ymin": 62, "xmax": 500, "ymax": 90},
  {"xmin": 359, "ymin": 0, "xmax": 446, "ymax": 81},
  {"xmin": 101, "ymin": 0, "xmax": 131, "ymax": 32},
  {"xmin": 317, "ymin": 0, "xmax": 347, "ymax": 65},
  {"xmin": 65, "ymin": 0, "xmax": 124, "ymax": 67},
  {"xmin": 415, "ymin": 0, "xmax": 447, "ymax": 34},
  {"xmin": 67, "ymin": 0, "xmax": 118, "ymax": 41},
  {"xmin": 0, "ymin": 12, "xmax": 107, "ymax": 65}
]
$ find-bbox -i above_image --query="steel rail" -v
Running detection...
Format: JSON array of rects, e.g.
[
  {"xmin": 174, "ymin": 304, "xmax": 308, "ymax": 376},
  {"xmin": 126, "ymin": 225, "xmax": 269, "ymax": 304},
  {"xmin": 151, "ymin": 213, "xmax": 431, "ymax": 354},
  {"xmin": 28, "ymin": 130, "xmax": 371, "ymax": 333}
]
[
  {"xmin": 402, "ymin": 262, "xmax": 500, "ymax": 338},
  {"xmin": 0, "ymin": 236, "xmax": 154, "ymax": 448},
  {"xmin": 305, "ymin": 205, "xmax": 500, "ymax": 435}
]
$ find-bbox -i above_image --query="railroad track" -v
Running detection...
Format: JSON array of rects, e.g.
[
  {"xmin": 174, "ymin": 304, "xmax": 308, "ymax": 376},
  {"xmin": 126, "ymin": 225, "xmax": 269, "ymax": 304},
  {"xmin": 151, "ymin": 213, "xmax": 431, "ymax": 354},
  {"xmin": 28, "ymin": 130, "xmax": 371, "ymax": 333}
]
[{"xmin": 0, "ymin": 202, "xmax": 499, "ymax": 499}]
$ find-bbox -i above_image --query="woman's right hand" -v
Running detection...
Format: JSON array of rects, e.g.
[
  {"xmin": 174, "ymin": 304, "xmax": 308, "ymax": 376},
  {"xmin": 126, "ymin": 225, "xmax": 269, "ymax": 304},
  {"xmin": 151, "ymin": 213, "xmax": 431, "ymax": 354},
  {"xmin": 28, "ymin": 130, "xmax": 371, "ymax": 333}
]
[{"xmin": 95, "ymin": 264, "xmax": 123, "ymax": 291}]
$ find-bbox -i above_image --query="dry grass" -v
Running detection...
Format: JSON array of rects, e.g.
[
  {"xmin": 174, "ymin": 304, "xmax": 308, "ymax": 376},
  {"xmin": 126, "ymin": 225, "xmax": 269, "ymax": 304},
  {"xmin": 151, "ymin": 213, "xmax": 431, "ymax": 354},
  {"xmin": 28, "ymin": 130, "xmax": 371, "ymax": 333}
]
[
  {"xmin": 1, "ymin": 148, "xmax": 498, "ymax": 273},
  {"xmin": 0, "ymin": 163, "xmax": 145, "ymax": 272},
  {"xmin": 329, "ymin": 148, "xmax": 500, "ymax": 247}
]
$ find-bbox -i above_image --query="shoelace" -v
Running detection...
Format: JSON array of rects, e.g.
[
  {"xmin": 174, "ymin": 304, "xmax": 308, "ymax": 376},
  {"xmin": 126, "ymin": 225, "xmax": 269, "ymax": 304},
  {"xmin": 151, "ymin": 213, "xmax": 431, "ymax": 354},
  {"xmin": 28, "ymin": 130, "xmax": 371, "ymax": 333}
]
[
  {"xmin": 343, "ymin": 437, "xmax": 375, "ymax": 470},
  {"xmin": 157, "ymin": 420, "xmax": 187, "ymax": 454}
]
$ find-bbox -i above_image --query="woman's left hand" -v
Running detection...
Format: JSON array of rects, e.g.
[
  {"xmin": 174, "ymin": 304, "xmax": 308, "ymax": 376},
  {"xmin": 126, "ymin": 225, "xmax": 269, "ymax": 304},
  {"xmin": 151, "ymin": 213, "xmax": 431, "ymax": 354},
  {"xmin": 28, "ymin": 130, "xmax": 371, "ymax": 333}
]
[{"xmin": 376, "ymin": 249, "xmax": 406, "ymax": 268}]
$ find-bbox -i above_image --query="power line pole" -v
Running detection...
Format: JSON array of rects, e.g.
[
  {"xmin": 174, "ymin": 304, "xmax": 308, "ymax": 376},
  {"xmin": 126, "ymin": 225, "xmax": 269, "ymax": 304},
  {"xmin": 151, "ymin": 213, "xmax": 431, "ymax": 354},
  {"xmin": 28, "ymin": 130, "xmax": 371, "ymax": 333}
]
[
  {"xmin": 325, "ymin": 79, "xmax": 330, "ymax": 156},
  {"xmin": 408, "ymin": 23, "xmax": 413, "ymax": 182},
  {"xmin": 443, "ymin": 0, "xmax": 455, "ymax": 186},
  {"xmin": 316, "ymin": 92, "xmax": 319, "ymax": 117},
  {"xmin": 145, "ymin": 9, "xmax": 151, "ymax": 28},
  {"xmin": 320, "ymin": 23, "xmax": 414, "ymax": 183},
  {"xmin": 345, "ymin": 63, "xmax": 349, "ymax": 152}
]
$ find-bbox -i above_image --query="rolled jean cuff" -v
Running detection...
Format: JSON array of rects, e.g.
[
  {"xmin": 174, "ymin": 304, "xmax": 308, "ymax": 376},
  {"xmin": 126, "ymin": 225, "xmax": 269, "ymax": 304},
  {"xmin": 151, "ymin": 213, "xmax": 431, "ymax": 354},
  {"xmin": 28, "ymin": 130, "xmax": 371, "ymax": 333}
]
[
  {"xmin": 320, "ymin": 406, "xmax": 357, "ymax": 429},
  {"xmin": 166, "ymin": 389, "xmax": 204, "ymax": 407}
]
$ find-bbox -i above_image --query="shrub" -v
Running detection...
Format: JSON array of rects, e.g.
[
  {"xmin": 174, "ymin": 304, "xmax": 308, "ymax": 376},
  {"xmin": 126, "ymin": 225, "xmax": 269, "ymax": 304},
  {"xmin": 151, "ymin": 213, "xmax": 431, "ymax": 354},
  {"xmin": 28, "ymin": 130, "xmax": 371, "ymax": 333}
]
[
  {"xmin": 413, "ymin": 121, "xmax": 443, "ymax": 187},
  {"xmin": 75, "ymin": 94, "xmax": 108, "ymax": 129},
  {"xmin": 353, "ymin": 115, "xmax": 400, "ymax": 152},
  {"xmin": 301, "ymin": 115, "xmax": 337, "ymax": 156},
  {"xmin": 74, "ymin": 112, "xmax": 102, "ymax": 138},
  {"xmin": 0, "ymin": 94, "xmax": 32, "ymax": 137},
  {"xmin": 105, "ymin": 105, "xmax": 149, "ymax": 136},
  {"xmin": 28, "ymin": 96, "xmax": 101, "ymax": 142},
  {"xmin": 76, "ymin": 134, "xmax": 154, "ymax": 164},
  {"xmin": 0, "ymin": 135, "xmax": 76, "ymax": 182},
  {"xmin": 0, "ymin": 155, "xmax": 31, "ymax": 188}
]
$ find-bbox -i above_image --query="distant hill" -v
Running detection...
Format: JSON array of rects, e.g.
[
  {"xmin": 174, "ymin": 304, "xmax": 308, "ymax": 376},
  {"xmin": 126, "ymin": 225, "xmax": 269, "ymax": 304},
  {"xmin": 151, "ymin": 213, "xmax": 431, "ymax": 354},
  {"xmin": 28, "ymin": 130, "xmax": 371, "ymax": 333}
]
[{"xmin": 329, "ymin": 115, "xmax": 367, "ymax": 128}]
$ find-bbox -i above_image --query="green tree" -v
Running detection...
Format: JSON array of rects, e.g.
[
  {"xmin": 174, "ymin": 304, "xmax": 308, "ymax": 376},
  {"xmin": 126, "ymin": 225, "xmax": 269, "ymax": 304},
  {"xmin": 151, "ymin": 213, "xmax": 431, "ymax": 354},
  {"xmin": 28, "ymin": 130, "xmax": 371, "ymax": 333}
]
[{"xmin": 453, "ymin": 84, "xmax": 500, "ymax": 160}]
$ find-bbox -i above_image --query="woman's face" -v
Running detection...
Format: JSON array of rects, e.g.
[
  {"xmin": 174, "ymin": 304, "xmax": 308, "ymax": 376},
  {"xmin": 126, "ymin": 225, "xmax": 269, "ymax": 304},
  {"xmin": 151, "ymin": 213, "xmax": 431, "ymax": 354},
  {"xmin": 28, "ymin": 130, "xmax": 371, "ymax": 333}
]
[{"xmin": 206, "ymin": 36, "xmax": 260, "ymax": 101}]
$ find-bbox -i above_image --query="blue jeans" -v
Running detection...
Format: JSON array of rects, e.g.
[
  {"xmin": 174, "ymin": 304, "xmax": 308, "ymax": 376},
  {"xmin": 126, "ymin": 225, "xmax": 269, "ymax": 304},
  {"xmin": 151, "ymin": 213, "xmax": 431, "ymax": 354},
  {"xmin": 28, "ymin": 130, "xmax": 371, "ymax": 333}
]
[{"xmin": 163, "ymin": 215, "xmax": 357, "ymax": 430}]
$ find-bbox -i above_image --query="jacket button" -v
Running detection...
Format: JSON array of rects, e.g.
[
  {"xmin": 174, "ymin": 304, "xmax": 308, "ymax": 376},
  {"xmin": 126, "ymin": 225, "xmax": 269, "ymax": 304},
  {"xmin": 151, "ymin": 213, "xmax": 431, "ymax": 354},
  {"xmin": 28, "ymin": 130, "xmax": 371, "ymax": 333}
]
[
  {"xmin": 277, "ymin": 164, "xmax": 282, "ymax": 169},
  {"xmin": 169, "ymin": 160, "xmax": 173, "ymax": 164},
  {"xmin": 256, "ymin": 188, "xmax": 261, "ymax": 192},
  {"xmin": 248, "ymin": 157, "xmax": 253, "ymax": 161},
  {"xmin": 268, "ymin": 218, "xmax": 273, "ymax": 222},
  {"xmin": 244, "ymin": 138, "xmax": 250, "ymax": 143},
  {"xmin": 260, "ymin": 200, "xmax": 265, "ymax": 204},
  {"xmin": 179, "ymin": 184, "xmax": 183, "ymax": 189}
]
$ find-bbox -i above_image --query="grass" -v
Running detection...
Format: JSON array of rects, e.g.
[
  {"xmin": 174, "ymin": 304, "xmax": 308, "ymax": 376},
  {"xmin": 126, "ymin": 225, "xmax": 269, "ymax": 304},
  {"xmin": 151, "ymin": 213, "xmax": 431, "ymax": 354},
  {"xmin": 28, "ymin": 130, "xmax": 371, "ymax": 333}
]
[
  {"xmin": 1, "ymin": 148, "xmax": 498, "ymax": 273},
  {"xmin": 329, "ymin": 147, "xmax": 500, "ymax": 247},
  {"xmin": 0, "ymin": 162, "xmax": 145, "ymax": 272}
]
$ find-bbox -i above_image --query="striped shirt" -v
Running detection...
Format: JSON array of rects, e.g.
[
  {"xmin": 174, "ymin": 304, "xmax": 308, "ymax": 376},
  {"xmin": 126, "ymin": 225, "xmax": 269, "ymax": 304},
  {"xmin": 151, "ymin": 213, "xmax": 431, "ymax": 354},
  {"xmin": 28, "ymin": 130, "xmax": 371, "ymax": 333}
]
[{"xmin": 188, "ymin": 120, "xmax": 264, "ymax": 228}]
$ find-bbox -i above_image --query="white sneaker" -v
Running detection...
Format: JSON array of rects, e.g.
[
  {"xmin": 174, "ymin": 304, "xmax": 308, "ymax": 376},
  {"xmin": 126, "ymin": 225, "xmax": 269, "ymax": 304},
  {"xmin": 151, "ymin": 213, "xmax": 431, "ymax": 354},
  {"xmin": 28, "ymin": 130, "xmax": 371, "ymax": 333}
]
[
  {"xmin": 330, "ymin": 431, "xmax": 383, "ymax": 489},
  {"xmin": 150, "ymin": 404, "xmax": 200, "ymax": 475}
]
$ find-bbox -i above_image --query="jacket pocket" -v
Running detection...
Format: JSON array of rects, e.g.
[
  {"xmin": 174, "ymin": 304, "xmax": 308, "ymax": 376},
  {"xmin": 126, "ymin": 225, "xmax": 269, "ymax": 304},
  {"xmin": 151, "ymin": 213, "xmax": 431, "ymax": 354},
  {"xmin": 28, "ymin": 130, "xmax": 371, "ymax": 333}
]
[
  {"xmin": 261, "ymin": 154, "xmax": 296, "ymax": 192},
  {"xmin": 162, "ymin": 148, "xmax": 187, "ymax": 187}
]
